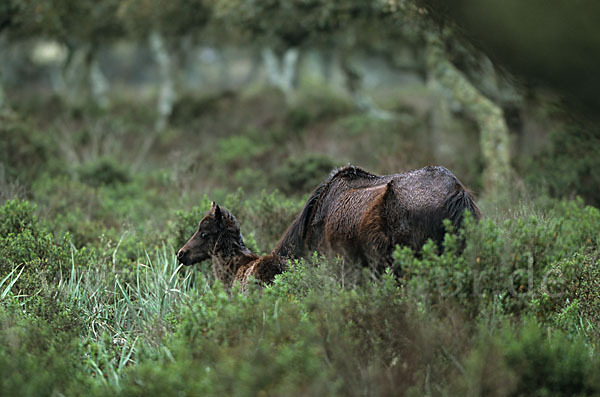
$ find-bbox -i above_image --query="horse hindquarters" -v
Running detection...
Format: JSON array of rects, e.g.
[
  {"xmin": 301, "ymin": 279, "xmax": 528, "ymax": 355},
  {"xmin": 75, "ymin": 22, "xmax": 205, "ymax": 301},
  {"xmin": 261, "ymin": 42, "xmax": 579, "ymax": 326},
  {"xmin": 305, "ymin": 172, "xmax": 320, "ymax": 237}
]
[{"xmin": 357, "ymin": 181, "xmax": 399, "ymax": 273}]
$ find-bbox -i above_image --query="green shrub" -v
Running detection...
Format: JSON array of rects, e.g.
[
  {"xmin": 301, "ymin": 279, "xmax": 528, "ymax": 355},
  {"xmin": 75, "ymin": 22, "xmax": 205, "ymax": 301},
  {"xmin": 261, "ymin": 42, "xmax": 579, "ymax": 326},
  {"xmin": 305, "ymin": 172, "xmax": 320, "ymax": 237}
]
[
  {"xmin": 116, "ymin": 278, "xmax": 338, "ymax": 396},
  {"xmin": 114, "ymin": 254, "xmax": 478, "ymax": 395},
  {"xmin": 527, "ymin": 125, "xmax": 600, "ymax": 207},
  {"xmin": 243, "ymin": 190, "xmax": 304, "ymax": 252},
  {"xmin": 0, "ymin": 197, "xmax": 38, "ymax": 236},
  {"xmin": 0, "ymin": 110, "xmax": 59, "ymax": 185},
  {"xmin": 233, "ymin": 167, "xmax": 269, "ymax": 192},
  {"xmin": 78, "ymin": 157, "xmax": 131, "ymax": 187},
  {"xmin": 215, "ymin": 135, "xmax": 267, "ymax": 170},
  {"xmin": 274, "ymin": 153, "xmax": 337, "ymax": 195},
  {"xmin": 4, "ymin": 93, "xmax": 600, "ymax": 396},
  {"xmin": 169, "ymin": 91, "xmax": 237, "ymax": 127},
  {"xmin": 457, "ymin": 320, "xmax": 600, "ymax": 396},
  {"xmin": 0, "ymin": 199, "xmax": 93, "ymax": 296},
  {"xmin": 285, "ymin": 91, "xmax": 353, "ymax": 131},
  {"xmin": 0, "ymin": 305, "xmax": 94, "ymax": 396},
  {"xmin": 31, "ymin": 173, "xmax": 167, "ymax": 257},
  {"xmin": 505, "ymin": 321, "xmax": 599, "ymax": 395},
  {"xmin": 533, "ymin": 253, "xmax": 600, "ymax": 336},
  {"xmin": 395, "ymin": 199, "xmax": 600, "ymax": 318}
]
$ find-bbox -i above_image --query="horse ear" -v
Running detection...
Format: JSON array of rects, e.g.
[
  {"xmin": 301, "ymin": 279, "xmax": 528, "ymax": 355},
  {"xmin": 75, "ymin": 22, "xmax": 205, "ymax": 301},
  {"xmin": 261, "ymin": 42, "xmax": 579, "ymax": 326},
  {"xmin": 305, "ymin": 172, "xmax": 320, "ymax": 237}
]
[
  {"xmin": 213, "ymin": 204, "xmax": 222, "ymax": 221},
  {"xmin": 381, "ymin": 181, "xmax": 395, "ymax": 202}
]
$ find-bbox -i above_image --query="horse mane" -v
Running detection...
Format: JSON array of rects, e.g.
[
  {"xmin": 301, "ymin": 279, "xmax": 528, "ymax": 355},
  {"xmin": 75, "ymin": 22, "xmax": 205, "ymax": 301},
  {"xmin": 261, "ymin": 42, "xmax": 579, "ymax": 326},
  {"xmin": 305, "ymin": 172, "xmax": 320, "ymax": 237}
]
[
  {"xmin": 330, "ymin": 165, "xmax": 378, "ymax": 181},
  {"xmin": 273, "ymin": 180, "xmax": 327, "ymax": 258},
  {"xmin": 273, "ymin": 165, "xmax": 378, "ymax": 258},
  {"xmin": 443, "ymin": 183, "xmax": 482, "ymax": 228}
]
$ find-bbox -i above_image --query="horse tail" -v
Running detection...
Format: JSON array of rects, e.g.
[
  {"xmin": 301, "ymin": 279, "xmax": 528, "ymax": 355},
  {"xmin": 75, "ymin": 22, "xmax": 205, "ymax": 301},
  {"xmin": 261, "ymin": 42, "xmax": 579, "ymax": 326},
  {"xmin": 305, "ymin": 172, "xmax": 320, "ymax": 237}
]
[{"xmin": 444, "ymin": 186, "xmax": 481, "ymax": 230}]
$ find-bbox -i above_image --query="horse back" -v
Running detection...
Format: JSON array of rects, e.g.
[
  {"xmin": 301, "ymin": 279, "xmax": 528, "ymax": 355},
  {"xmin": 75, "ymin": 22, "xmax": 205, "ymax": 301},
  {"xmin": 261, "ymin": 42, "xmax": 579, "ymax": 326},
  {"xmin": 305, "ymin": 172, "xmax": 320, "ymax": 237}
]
[
  {"xmin": 322, "ymin": 165, "xmax": 478, "ymax": 255},
  {"xmin": 274, "ymin": 165, "xmax": 480, "ymax": 265}
]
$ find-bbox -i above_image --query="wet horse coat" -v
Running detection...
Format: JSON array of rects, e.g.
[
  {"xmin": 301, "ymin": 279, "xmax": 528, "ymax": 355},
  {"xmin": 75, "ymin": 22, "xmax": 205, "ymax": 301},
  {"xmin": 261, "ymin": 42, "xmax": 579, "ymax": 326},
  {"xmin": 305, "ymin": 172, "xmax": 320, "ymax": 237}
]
[{"xmin": 273, "ymin": 165, "xmax": 480, "ymax": 272}]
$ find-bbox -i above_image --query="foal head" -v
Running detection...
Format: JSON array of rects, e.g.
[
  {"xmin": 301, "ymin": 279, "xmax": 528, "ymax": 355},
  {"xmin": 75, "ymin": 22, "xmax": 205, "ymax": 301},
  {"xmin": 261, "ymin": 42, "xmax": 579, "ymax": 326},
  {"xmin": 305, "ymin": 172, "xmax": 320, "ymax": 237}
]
[{"xmin": 176, "ymin": 202, "xmax": 244, "ymax": 267}]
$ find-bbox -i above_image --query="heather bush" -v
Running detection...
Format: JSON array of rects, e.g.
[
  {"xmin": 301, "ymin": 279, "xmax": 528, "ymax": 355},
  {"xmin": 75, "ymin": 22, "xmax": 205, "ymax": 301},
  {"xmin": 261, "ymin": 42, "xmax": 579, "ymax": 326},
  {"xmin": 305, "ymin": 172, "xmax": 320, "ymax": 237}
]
[
  {"xmin": 1, "ymin": 90, "xmax": 599, "ymax": 396},
  {"xmin": 0, "ymin": 110, "xmax": 59, "ymax": 185},
  {"xmin": 0, "ymin": 199, "xmax": 92, "ymax": 296},
  {"xmin": 455, "ymin": 320, "xmax": 600, "ymax": 396},
  {"xmin": 396, "ymin": 199, "xmax": 600, "ymax": 318},
  {"xmin": 77, "ymin": 157, "xmax": 131, "ymax": 187},
  {"xmin": 0, "ymin": 306, "xmax": 93, "ymax": 396},
  {"xmin": 274, "ymin": 153, "xmax": 337, "ymax": 195},
  {"xmin": 527, "ymin": 124, "xmax": 600, "ymax": 207}
]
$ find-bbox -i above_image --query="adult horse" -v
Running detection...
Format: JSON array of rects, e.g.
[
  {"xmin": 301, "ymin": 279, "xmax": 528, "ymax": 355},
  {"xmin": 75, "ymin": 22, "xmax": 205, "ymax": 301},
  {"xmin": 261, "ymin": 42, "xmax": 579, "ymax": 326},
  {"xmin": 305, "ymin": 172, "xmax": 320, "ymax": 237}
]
[{"xmin": 272, "ymin": 165, "xmax": 480, "ymax": 272}]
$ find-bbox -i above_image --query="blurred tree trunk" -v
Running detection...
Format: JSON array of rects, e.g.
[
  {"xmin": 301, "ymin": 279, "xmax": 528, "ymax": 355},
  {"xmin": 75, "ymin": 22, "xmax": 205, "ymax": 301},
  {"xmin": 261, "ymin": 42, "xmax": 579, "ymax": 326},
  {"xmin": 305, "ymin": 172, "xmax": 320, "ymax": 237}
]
[
  {"xmin": 262, "ymin": 47, "xmax": 299, "ymax": 103},
  {"xmin": 149, "ymin": 31, "xmax": 175, "ymax": 131},
  {"xmin": 88, "ymin": 52, "xmax": 109, "ymax": 110},
  {"xmin": 48, "ymin": 61, "xmax": 66, "ymax": 97},
  {"xmin": 61, "ymin": 45, "xmax": 89, "ymax": 107},
  {"xmin": 173, "ymin": 37, "xmax": 192, "ymax": 95},
  {"xmin": 239, "ymin": 50, "xmax": 262, "ymax": 88},
  {"xmin": 46, "ymin": 43, "xmax": 108, "ymax": 109},
  {"xmin": 427, "ymin": 76, "xmax": 454, "ymax": 161},
  {"xmin": 0, "ymin": 35, "xmax": 4, "ymax": 109},
  {"xmin": 340, "ymin": 53, "xmax": 394, "ymax": 120},
  {"xmin": 425, "ymin": 32, "xmax": 511, "ymax": 199},
  {"xmin": 57, "ymin": 45, "xmax": 105, "ymax": 108},
  {"xmin": 0, "ymin": 79, "xmax": 4, "ymax": 109},
  {"xmin": 320, "ymin": 48, "xmax": 335, "ymax": 83},
  {"xmin": 216, "ymin": 49, "xmax": 231, "ymax": 90}
]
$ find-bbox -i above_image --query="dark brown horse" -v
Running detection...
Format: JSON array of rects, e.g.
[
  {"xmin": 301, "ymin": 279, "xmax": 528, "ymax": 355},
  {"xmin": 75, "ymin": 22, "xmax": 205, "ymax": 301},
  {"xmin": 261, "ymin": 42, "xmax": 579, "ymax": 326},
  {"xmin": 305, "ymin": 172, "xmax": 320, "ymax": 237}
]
[
  {"xmin": 177, "ymin": 202, "xmax": 285, "ymax": 289},
  {"xmin": 272, "ymin": 165, "xmax": 480, "ymax": 273}
]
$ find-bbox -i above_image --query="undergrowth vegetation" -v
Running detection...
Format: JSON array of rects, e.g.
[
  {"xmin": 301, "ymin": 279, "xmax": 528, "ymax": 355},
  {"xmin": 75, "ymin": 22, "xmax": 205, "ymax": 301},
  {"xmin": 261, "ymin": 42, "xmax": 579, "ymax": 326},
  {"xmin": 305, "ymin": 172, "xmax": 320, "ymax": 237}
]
[{"xmin": 1, "ymin": 91, "xmax": 599, "ymax": 395}]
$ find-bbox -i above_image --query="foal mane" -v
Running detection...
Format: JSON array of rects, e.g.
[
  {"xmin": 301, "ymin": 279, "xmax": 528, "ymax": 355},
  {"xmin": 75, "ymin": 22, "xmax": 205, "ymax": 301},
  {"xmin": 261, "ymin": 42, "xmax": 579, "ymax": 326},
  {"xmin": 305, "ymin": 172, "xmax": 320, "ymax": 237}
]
[{"xmin": 273, "ymin": 165, "xmax": 379, "ymax": 258}]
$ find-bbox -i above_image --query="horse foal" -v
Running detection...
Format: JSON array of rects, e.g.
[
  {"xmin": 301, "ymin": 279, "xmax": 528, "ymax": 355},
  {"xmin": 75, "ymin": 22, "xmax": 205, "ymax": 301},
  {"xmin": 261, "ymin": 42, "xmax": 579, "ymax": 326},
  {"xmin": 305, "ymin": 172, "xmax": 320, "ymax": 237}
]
[{"xmin": 177, "ymin": 202, "xmax": 285, "ymax": 290}]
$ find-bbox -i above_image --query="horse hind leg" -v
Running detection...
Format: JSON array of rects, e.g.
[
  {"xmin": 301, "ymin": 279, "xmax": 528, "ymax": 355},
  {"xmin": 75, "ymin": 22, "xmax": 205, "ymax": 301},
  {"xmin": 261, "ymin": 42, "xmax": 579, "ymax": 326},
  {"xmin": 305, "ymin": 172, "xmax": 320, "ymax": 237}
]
[{"xmin": 359, "ymin": 206, "xmax": 393, "ymax": 275}]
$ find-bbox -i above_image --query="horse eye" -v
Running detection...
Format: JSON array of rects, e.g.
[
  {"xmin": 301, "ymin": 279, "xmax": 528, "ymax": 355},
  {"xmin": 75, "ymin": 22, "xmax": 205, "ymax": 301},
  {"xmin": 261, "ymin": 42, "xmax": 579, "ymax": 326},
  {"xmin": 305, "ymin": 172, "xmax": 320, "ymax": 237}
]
[{"xmin": 200, "ymin": 232, "xmax": 208, "ymax": 239}]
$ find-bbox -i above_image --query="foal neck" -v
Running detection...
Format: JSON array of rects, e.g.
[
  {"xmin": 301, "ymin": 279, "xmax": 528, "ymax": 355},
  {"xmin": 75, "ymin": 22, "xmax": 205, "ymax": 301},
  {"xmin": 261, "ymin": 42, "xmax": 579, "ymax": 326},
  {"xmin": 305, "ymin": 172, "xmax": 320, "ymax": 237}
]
[
  {"xmin": 211, "ymin": 244, "xmax": 258, "ymax": 285},
  {"xmin": 230, "ymin": 247, "xmax": 259, "ymax": 268}
]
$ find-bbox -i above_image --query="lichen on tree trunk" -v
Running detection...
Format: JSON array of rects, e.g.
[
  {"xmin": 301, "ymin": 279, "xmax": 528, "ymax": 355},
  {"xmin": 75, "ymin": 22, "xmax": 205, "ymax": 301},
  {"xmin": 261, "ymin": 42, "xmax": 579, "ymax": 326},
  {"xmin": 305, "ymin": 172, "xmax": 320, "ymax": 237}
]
[
  {"xmin": 0, "ymin": 81, "xmax": 4, "ymax": 109},
  {"xmin": 150, "ymin": 31, "xmax": 175, "ymax": 132},
  {"xmin": 262, "ymin": 47, "xmax": 300, "ymax": 104},
  {"xmin": 89, "ymin": 56, "xmax": 109, "ymax": 110},
  {"xmin": 425, "ymin": 32, "xmax": 511, "ymax": 200},
  {"xmin": 340, "ymin": 52, "xmax": 395, "ymax": 120}
]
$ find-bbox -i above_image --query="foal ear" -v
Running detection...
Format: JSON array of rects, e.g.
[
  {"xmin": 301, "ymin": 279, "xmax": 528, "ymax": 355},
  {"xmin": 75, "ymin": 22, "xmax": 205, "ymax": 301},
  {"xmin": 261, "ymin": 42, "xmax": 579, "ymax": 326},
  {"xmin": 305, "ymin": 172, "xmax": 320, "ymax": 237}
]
[{"xmin": 212, "ymin": 203, "xmax": 222, "ymax": 221}]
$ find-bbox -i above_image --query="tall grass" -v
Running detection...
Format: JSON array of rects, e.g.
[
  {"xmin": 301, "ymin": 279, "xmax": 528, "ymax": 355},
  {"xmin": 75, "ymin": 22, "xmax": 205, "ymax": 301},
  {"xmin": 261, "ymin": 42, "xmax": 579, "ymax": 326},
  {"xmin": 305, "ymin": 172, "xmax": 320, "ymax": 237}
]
[
  {"xmin": 48, "ymin": 245, "xmax": 198, "ymax": 389},
  {"xmin": 0, "ymin": 266, "xmax": 24, "ymax": 300}
]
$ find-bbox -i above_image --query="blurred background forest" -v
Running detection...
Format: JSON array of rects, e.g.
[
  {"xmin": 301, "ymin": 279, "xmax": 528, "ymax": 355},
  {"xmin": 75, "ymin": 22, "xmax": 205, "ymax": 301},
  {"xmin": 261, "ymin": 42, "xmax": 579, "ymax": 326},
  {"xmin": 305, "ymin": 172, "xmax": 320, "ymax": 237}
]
[
  {"xmin": 2, "ymin": 0, "xmax": 600, "ymax": 208},
  {"xmin": 1, "ymin": 1, "xmax": 600, "ymax": 395}
]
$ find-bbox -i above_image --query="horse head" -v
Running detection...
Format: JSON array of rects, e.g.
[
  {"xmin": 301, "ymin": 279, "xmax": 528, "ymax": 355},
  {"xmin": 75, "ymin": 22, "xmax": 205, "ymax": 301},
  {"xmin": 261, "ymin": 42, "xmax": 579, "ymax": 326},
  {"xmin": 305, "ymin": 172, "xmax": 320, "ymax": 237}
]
[{"xmin": 176, "ymin": 202, "xmax": 243, "ymax": 266}]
